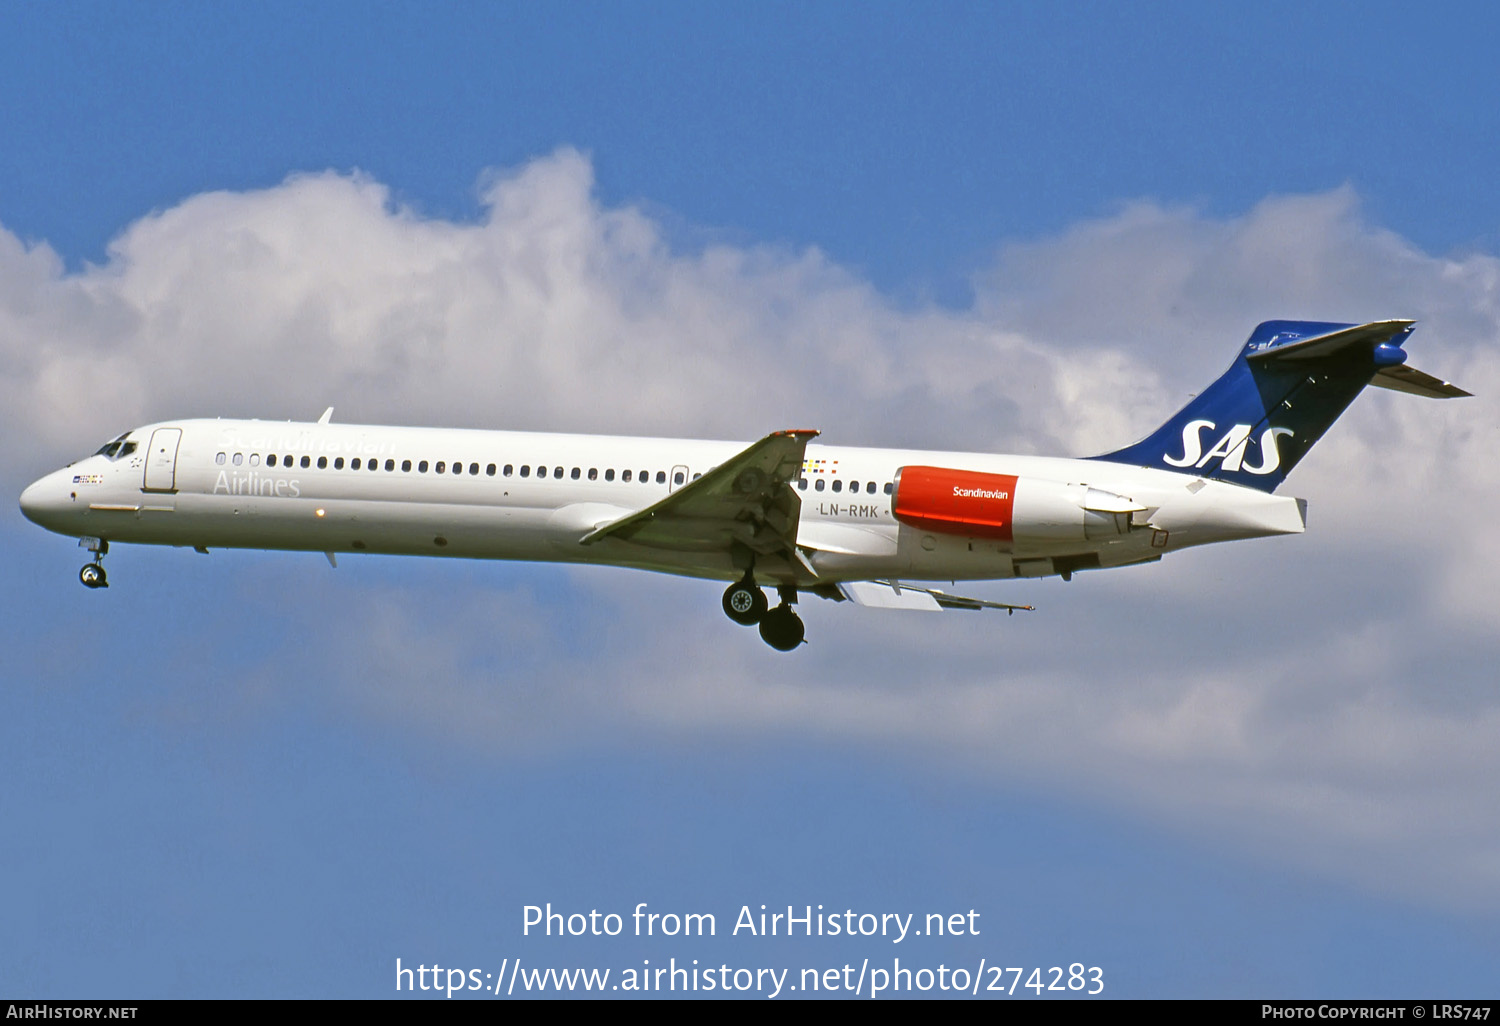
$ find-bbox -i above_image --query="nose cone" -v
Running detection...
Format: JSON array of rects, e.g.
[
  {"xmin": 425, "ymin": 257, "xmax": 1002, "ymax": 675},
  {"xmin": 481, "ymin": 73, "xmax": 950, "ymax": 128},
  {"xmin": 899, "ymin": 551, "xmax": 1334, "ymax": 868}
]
[
  {"xmin": 19, "ymin": 478, "xmax": 46, "ymax": 524},
  {"xmin": 19, "ymin": 470, "xmax": 78, "ymax": 532}
]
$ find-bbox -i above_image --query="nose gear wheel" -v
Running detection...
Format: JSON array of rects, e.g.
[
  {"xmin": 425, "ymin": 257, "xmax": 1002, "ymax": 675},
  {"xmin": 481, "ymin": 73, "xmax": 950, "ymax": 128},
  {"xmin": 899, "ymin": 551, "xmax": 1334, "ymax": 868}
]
[{"xmin": 78, "ymin": 539, "xmax": 109, "ymax": 589}]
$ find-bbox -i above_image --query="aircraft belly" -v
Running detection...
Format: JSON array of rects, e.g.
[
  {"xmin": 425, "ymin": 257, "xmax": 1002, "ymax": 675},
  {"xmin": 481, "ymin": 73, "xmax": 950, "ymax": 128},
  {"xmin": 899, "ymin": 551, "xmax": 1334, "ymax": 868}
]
[
  {"xmin": 135, "ymin": 494, "xmax": 543, "ymax": 557},
  {"xmin": 898, "ymin": 525, "xmax": 1018, "ymax": 580}
]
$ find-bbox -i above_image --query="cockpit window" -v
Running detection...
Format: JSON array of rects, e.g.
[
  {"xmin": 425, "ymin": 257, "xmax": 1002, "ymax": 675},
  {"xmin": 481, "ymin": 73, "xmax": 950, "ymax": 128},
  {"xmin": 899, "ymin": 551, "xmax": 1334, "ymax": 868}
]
[
  {"xmin": 94, "ymin": 434, "xmax": 126, "ymax": 457},
  {"xmin": 93, "ymin": 434, "xmax": 137, "ymax": 461}
]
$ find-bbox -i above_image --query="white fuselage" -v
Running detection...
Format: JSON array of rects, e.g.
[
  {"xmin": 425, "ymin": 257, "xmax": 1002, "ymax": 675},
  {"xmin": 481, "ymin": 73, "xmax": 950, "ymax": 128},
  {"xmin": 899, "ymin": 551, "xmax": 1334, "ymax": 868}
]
[{"xmin": 19, "ymin": 418, "xmax": 1307, "ymax": 587}]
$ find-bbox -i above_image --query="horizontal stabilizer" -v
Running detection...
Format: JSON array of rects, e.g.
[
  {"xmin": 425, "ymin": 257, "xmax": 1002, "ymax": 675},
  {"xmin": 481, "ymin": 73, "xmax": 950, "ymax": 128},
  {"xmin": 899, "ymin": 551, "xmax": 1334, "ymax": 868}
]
[
  {"xmin": 1370, "ymin": 364, "xmax": 1471, "ymax": 398},
  {"xmin": 1245, "ymin": 319, "xmax": 1415, "ymax": 365},
  {"xmin": 838, "ymin": 580, "xmax": 1034, "ymax": 614},
  {"xmin": 1247, "ymin": 319, "xmax": 1468, "ymax": 396}
]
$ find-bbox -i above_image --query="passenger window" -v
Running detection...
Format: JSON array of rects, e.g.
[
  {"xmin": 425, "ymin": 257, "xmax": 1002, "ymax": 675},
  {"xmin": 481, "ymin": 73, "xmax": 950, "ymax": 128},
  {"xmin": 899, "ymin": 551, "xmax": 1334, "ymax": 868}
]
[
  {"xmin": 674, "ymin": 471, "xmax": 684, "ymax": 485},
  {"xmin": 521, "ymin": 465, "xmax": 531, "ymax": 478},
  {"xmin": 693, "ymin": 473, "xmax": 701, "ymax": 480},
  {"xmin": 320, "ymin": 457, "xmax": 330, "ymax": 469},
  {"xmin": 351, "ymin": 458, "xmax": 360, "ymax": 470},
  {"xmin": 622, "ymin": 470, "xmax": 632, "ymax": 482},
  {"xmin": 487, "ymin": 464, "xmax": 497, "ymax": 476},
  {"xmin": 605, "ymin": 469, "xmax": 615, "ymax": 481},
  {"xmin": 884, "ymin": 482, "xmax": 893, "ymax": 494},
  {"xmin": 419, "ymin": 460, "xmax": 429, "ymax": 473},
  {"xmin": 334, "ymin": 457, "xmax": 344, "ymax": 470},
  {"xmin": 639, "ymin": 470, "xmax": 648, "ymax": 483},
  {"xmin": 554, "ymin": 466, "xmax": 564, "ymax": 479},
  {"xmin": 470, "ymin": 463, "xmax": 479, "ymax": 475},
  {"xmin": 250, "ymin": 454, "xmax": 261, "ymax": 467},
  {"xmin": 797, "ymin": 479, "xmax": 806, "ymax": 490},
  {"xmin": 268, "ymin": 454, "xmax": 279, "ymax": 467},
  {"xmin": 588, "ymin": 468, "xmax": 598, "ymax": 480},
  {"xmin": 537, "ymin": 466, "xmax": 547, "ymax": 478},
  {"xmin": 233, "ymin": 453, "xmax": 243, "ymax": 466},
  {"xmin": 302, "ymin": 456, "xmax": 312, "ymax": 469},
  {"xmin": 867, "ymin": 481, "xmax": 876, "ymax": 494},
  {"xmin": 832, "ymin": 479, "xmax": 842, "ymax": 493},
  {"xmin": 503, "ymin": 464, "xmax": 513, "ymax": 477},
  {"xmin": 848, "ymin": 480, "xmax": 858, "ymax": 492},
  {"xmin": 655, "ymin": 471, "xmax": 666, "ymax": 484},
  {"xmin": 384, "ymin": 459, "xmax": 395, "ymax": 471},
  {"xmin": 571, "ymin": 467, "xmax": 580, "ymax": 480},
  {"xmin": 216, "ymin": 452, "xmax": 226, "ymax": 465},
  {"xmin": 815, "ymin": 479, "xmax": 825, "ymax": 491}
]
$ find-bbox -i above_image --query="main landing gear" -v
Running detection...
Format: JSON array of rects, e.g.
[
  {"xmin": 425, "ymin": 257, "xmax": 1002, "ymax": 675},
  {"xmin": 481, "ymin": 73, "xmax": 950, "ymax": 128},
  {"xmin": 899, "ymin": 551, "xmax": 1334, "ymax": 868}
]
[
  {"xmin": 721, "ymin": 575, "xmax": 805, "ymax": 651},
  {"xmin": 79, "ymin": 538, "xmax": 108, "ymax": 589},
  {"xmin": 722, "ymin": 575, "xmax": 768, "ymax": 625}
]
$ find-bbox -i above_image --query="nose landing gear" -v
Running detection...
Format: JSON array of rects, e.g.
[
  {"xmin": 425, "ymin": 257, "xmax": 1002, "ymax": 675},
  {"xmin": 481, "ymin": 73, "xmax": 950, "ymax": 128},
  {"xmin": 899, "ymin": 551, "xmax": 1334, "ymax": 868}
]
[{"xmin": 78, "ymin": 538, "xmax": 108, "ymax": 589}]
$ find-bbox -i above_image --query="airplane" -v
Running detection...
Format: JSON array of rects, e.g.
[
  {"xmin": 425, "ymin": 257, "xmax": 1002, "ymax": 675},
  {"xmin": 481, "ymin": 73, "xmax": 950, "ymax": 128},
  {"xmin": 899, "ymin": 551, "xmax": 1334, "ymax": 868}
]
[{"xmin": 19, "ymin": 319, "xmax": 1468, "ymax": 650}]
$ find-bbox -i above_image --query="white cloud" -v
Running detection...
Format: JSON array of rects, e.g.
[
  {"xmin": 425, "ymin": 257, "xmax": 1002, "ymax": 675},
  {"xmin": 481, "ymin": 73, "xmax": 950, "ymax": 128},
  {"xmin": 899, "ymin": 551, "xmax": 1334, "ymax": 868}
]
[{"xmin": 4, "ymin": 151, "xmax": 1498, "ymax": 909}]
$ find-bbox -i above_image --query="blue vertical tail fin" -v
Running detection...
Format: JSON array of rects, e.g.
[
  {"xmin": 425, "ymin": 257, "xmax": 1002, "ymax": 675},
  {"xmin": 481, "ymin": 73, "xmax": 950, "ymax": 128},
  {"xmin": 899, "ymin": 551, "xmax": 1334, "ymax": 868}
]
[{"xmin": 1090, "ymin": 320, "xmax": 1468, "ymax": 491}]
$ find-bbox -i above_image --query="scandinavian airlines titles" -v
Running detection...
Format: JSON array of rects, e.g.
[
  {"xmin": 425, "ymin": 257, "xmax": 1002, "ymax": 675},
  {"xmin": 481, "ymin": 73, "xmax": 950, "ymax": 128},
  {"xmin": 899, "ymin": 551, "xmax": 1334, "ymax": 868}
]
[{"xmin": 953, "ymin": 485, "xmax": 1010, "ymax": 500}]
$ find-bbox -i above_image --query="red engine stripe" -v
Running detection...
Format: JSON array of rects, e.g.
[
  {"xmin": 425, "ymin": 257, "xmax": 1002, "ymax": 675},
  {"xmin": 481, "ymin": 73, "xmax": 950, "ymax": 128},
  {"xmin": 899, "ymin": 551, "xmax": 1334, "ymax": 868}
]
[{"xmin": 893, "ymin": 466, "xmax": 1018, "ymax": 541}]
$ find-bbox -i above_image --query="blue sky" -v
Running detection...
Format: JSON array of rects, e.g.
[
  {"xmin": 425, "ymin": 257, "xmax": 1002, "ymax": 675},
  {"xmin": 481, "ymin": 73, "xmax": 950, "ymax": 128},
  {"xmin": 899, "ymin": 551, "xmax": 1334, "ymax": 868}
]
[{"xmin": 4, "ymin": 2, "xmax": 1499, "ymax": 999}]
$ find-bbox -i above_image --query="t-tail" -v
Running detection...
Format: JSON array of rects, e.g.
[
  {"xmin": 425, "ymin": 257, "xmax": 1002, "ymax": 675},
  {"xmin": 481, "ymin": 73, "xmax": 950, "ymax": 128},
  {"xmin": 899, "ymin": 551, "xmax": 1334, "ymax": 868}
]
[{"xmin": 1090, "ymin": 319, "xmax": 1470, "ymax": 491}]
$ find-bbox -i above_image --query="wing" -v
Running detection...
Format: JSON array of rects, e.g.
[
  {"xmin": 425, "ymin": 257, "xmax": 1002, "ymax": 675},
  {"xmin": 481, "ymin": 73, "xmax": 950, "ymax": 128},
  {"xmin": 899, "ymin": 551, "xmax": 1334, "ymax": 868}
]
[
  {"xmin": 837, "ymin": 580, "xmax": 1035, "ymax": 614},
  {"xmin": 580, "ymin": 429, "xmax": 818, "ymax": 562}
]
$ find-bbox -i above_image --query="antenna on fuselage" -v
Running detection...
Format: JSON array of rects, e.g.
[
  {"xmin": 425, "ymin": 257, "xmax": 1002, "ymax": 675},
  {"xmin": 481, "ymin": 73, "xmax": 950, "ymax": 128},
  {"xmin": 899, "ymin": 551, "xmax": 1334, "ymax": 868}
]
[{"xmin": 317, "ymin": 407, "xmax": 334, "ymax": 425}]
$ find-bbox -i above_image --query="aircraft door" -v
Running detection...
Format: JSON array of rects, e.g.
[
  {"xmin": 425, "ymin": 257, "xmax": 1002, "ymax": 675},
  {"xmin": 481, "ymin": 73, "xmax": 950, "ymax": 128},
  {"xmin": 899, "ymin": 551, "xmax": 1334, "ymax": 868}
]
[
  {"xmin": 143, "ymin": 427, "xmax": 183, "ymax": 492},
  {"xmin": 670, "ymin": 464, "xmax": 690, "ymax": 493}
]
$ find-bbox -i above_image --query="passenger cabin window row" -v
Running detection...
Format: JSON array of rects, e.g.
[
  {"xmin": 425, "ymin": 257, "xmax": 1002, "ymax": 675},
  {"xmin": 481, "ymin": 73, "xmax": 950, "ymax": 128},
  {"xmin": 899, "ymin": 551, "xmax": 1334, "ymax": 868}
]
[
  {"xmin": 504, "ymin": 465, "xmax": 684, "ymax": 486},
  {"xmin": 212, "ymin": 451, "xmax": 893, "ymax": 496},
  {"xmin": 217, "ymin": 451, "xmax": 498, "ymax": 474},
  {"xmin": 212, "ymin": 452, "xmax": 697, "ymax": 489},
  {"xmin": 797, "ymin": 478, "xmax": 892, "ymax": 495}
]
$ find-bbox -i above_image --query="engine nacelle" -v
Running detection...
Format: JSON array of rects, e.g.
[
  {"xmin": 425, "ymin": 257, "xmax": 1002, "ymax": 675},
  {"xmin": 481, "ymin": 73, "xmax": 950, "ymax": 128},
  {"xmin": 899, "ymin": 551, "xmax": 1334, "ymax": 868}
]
[{"xmin": 891, "ymin": 466, "xmax": 1144, "ymax": 549}]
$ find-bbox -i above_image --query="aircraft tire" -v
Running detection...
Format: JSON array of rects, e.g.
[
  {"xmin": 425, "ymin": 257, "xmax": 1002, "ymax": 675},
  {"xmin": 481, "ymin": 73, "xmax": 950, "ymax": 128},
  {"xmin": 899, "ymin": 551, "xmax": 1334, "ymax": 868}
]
[
  {"xmin": 758, "ymin": 606, "xmax": 804, "ymax": 651},
  {"xmin": 79, "ymin": 563, "xmax": 107, "ymax": 589},
  {"xmin": 723, "ymin": 580, "xmax": 767, "ymax": 625}
]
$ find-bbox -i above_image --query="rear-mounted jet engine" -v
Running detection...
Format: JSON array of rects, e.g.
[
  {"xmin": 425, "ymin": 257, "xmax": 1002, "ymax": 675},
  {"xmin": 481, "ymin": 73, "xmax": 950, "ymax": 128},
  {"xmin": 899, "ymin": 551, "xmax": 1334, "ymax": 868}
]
[{"xmin": 891, "ymin": 466, "xmax": 1145, "ymax": 549}]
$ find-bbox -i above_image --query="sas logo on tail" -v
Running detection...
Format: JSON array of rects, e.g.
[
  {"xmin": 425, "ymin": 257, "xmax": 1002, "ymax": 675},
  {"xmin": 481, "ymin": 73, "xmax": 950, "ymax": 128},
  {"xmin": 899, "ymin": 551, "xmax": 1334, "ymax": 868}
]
[{"xmin": 1163, "ymin": 421, "xmax": 1294, "ymax": 475}]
